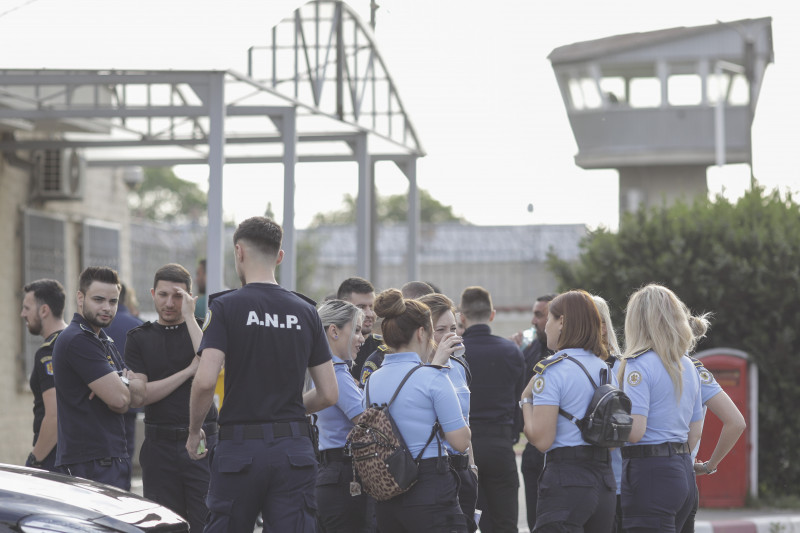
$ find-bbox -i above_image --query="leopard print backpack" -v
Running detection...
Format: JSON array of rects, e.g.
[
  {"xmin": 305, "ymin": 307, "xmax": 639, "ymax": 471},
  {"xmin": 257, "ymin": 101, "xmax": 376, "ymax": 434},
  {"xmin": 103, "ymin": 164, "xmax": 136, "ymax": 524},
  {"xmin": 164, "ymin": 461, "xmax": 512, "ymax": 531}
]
[{"xmin": 345, "ymin": 364, "xmax": 439, "ymax": 501}]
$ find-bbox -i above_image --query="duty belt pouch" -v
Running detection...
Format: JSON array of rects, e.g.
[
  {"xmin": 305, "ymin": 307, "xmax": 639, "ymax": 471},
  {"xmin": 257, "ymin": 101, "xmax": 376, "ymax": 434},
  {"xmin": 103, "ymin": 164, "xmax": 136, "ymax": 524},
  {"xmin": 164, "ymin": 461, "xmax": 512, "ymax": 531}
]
[{"xmin": 307, "ymin": 414, "xmax": 320, "ymax": 461}]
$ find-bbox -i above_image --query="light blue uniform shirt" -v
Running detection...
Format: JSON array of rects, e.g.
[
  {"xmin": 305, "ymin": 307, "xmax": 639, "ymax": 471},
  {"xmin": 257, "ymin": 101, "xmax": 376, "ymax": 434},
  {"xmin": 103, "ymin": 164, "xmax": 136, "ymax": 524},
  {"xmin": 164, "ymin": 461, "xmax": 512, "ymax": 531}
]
[
  {"xmin": 315, "ymin": 355, "xmax": 365, "ymax": 450},
  {"xmin": 691, "ymin": 356, "xmax": 723, "ymax": 459},
  {"xmin": 533, "ymin": 348, "xmax": 619, "ymax": 451},
  {"xmin": 442, "ymin": 357, "xmax": 471, "ymax": 455},
  {"xmin": 365, "ymin": 352, "xmax": 466, "ymax": 460},
  {"xmin": 623, "ymin": 350, "xmax": 703, "ymax": 445}
]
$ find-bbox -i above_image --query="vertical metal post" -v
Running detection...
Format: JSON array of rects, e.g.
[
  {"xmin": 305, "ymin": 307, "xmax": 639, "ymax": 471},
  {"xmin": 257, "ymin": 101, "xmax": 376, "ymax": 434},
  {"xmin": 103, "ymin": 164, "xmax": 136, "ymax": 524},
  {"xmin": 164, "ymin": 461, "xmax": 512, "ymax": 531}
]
[
  {"xmin": 355, "ymin": 133, "xmax": 372, "ymax": 279},
  {"xmin": 282, "ymin": 107, "xmax": 298, "ymax": 290},
  {"xmin": 745, "ymin": 39, "xmax": 756, "ymax": 189},
  {"xmin": 369, "ymin": 158, "xmax": 378, "ymax": 287},
  {"xmin": 404, "ymin": 157, "xmax": 419, "ymax": 282},
  {"xmin": 336, "ymin": 2, "xmax": 344, "ymax": 121},
  {"xmin": 206, "ymin": 72, "xmax": 226, "ymax": 296},
  {"xmin": 714, "ymin": 62, "xmax": 726, "ymax": 168}
]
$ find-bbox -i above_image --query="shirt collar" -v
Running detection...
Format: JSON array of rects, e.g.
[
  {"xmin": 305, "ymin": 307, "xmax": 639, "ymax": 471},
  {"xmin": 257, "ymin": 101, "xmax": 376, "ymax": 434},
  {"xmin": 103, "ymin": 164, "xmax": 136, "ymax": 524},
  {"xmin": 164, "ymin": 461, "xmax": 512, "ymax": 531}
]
[
  {"xmin": 384, "ymin": 352, "xmax": 423, "ymax": 364},
  {"xmin": 73, "ymin": 312, "xmax": 111, "ymax": 342}
]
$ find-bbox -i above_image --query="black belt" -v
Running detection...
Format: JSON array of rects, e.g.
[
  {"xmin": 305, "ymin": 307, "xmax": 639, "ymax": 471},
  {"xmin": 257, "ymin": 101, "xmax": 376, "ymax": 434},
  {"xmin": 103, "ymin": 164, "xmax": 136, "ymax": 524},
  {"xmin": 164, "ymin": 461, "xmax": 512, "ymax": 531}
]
[
  {"xmin": 547, "ymin": 445, "xmax": 609, "ymax": 463},
  {"xmin": 219, "ymin": 421, "xmax": 312, "ymax": 441},
  {"xmin": 622, "ymin": 442, "xmax": 690, "ymax": 459},
  {"xmin": 145, "ymin": 422, "xmax": 218, "ymax": 441},
  {"xmin": 448, "ymin": 453, "xmax": 470, "ymax": 470},
  {"xmin": 319, "ymin": 448, "xmax": 350, "ymax": 464}
]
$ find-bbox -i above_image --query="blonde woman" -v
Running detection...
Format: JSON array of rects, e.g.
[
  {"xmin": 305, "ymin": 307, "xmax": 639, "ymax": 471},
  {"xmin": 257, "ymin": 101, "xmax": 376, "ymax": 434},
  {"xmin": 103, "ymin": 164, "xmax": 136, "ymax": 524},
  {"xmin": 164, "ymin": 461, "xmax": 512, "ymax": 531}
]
[{"xmin": 618, "ymin": 284, "xmax": 707, "ymax": 533}]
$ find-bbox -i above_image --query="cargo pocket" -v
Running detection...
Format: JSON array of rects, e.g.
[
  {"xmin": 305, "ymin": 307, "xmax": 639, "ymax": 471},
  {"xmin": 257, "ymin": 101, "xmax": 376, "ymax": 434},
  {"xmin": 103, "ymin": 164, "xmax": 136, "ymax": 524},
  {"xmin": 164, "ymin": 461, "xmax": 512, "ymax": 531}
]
[{"xmin": 216, "ymin": 454, "xmax": 253, "ymax": 474}]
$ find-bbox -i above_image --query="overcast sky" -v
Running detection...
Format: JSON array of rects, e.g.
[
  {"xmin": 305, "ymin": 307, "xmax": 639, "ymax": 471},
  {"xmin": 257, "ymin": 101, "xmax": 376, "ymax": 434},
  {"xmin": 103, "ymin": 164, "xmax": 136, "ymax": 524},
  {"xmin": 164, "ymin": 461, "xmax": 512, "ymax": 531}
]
[{"xmin": 2, "ymin": 0, "xmax": 797, "ymax": 229}]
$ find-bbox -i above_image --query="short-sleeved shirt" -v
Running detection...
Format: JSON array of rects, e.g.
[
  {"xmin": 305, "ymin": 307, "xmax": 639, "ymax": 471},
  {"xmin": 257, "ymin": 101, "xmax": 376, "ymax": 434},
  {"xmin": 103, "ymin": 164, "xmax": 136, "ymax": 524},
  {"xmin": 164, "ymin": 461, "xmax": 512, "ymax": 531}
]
[
  {"xmin": 316, "ymin": 356, "xmax": 365, "ymax": 450},
  {"xmin": 30, "ymin": 330, "xmax": 62, "ymax": 436},
  {"xmin": 623, "ymin": 350, "xmax": 703, "ymax": 445},
  {"xmin": 693, "ymin": 357, "xmax": 723, "ymax": 405},
  {"xmin": 533, "ymin": 348, "xmax": 619, "ymax": 451},
  {"xmin": 199, "ymin": 283, "xmax": 331, "ymax": 425},
  {"xmin": 441, "ymin": 356, "xmax": 471, "ymax": 455},
  {"xmin": 125, "ymin": 320, "xmax": 217, "ymax": 427},
  {"xmin": 365, "ymin": 352, "xmax": 466, "ymax": 460},
  {"xmin": 53, "ymin": 313, "xmax": 128, "ymax": 465}
]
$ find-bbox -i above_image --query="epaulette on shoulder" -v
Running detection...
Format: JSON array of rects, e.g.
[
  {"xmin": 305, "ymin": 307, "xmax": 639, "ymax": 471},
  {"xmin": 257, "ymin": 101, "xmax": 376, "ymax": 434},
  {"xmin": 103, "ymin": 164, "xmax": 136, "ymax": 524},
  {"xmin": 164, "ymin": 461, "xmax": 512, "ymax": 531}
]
[
  {"xmin": 377, "ymin": 344, "xmax": 389, "ymax": 353},
  {"xmin": 427, "ymin": 364, "xmax": 447, "ymax": 370},
  {"xmin": 208, "ymin": 289, "xmax": 236, "ymax": 305},
  {"xmin": 533, "ymin": 354, "xmax": 567, "ymax": 375},
  {"xmin": 128, "ymin": 321, "xmax": 154, "ymax": 335},
  {"xmin": 627, "ymin": 349, "xmax": 650, "ymax": 360},
  {"xmin": 686, "ymin": 355, "xmax": 704, "ymax": 370},
  {"xmin": 41, "ymin": 331, "xmax": 61, "ymax": 347},
  {"xmin": 372, "ymin": 333, "xmax": 383, "ymax": 341},
  {"xmin": 292, "ymin": 290, "xmax": 317, "ymax": 307}
]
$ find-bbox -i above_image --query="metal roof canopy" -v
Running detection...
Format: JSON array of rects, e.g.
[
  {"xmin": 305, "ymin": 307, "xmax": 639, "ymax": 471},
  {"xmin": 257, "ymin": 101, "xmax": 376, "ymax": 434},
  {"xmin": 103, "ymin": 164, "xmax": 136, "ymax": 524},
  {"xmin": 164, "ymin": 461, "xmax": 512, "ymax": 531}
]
[{"xmin": 0, "ymin": 0, "xmax": 424, "ymax": 295}]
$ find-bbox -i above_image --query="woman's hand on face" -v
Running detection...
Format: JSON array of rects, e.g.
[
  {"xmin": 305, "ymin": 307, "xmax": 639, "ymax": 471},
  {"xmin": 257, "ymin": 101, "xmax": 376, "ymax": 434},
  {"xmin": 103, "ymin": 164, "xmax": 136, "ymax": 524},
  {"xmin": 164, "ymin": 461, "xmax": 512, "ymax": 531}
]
[{"xmin": 430, "ymin": 332, "xmax": 462, "ymax": 366}]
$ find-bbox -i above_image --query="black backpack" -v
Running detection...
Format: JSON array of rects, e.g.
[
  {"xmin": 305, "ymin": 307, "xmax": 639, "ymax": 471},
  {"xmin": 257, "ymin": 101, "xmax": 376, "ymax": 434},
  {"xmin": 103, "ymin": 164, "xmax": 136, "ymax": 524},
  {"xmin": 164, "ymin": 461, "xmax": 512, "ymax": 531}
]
[{"xmin": 558, "ymin": 355, "xmax": 633, "ymax": 448}]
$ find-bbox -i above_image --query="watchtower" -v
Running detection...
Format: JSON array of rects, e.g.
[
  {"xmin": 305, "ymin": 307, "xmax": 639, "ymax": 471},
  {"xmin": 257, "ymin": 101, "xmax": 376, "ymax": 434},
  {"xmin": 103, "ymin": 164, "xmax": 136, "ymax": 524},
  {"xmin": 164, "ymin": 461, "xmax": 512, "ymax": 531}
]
[{"xmin": 549, "ymin": 18, "xmax": 773, "ymax": 217}]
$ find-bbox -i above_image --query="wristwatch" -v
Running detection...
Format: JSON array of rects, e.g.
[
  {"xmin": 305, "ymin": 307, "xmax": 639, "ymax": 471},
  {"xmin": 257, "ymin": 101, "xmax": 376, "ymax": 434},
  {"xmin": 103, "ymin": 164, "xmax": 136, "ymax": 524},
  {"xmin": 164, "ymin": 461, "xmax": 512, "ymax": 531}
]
[
  {"xmin": 700, "ymin": 461, "xmax": 717, "ymax": 475},
  {"xmin": 119, "ymin": 375, "xmax": 130, "ymax": 387},
  {"xmin": 519, "ymin": 397, "xmax": 534, "ymax": 408},
  {"xmin": 27, "ymin": 452, "xmax": 43, "ymax": 468}
]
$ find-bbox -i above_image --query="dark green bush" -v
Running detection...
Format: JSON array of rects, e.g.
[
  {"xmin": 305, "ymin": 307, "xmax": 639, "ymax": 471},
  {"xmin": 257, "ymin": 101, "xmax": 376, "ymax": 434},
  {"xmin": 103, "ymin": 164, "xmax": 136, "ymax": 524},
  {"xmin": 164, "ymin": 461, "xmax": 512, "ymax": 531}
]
[{"xmin": 548, "ymin": 187, "xmax": 800, "ymax": 497}]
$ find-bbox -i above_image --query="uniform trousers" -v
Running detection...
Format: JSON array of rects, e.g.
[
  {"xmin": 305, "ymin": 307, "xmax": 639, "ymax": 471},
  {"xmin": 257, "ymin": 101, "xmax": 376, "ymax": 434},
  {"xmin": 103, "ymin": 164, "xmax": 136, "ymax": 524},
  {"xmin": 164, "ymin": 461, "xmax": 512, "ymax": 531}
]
[
  {"xmin": 450, "ymin": 455, "xmax": 479, "ymax": 532},
  {"xmin": 535, "ymin": 446, "xmax": 616, "ymax": 533},
  {"xmin": 679, "ymin": 479, "xmax": 700, "ymax": 533},
  {"xmin": 521, "ymin": 443, "xmax": 546, "ymax": 533},
  {"xmin": 140, "ymin": 425, "xmax": 217, "ymax": 532},
  {"xmin": 59, "ymin": 456, "xmax": 131, "ymax": 491},
  {"xmin": 315, "ymin": 448, "xmax": 376, "ymax": 533},
  {"xmin": 621, "ymin": 451, "xmax": 696, "ymax": 532},
  {"xmin": 471, "ymin": 424, "xmax": 519, "ymax": 533},
  {"xmin": 376, "ymin": 457, "xmax": 467, "ymax": 533},
  {"xmin": 205, "ymin": 421, "xmax": 318, "ymax": 533}
]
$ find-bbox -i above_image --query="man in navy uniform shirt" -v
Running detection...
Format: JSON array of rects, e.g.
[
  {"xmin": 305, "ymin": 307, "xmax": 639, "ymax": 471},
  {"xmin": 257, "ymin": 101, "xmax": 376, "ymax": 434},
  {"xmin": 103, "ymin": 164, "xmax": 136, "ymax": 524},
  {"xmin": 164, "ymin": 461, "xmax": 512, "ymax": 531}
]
[
  {"xmin": 336, "ymin": 277, "xmax": 379, "ymax": 382},
  {"xmin": 21, "ymin": 279, "xmax": 69, "ymax": 472},
  {"xmin": 53, "ymin": 266, "xmax": 144, "ymax": 490},
  {"xmin": 125, "ymin": 263, "xmax": 217, "ymax": 531},
  {"xmin": 459, "ymin": 286, "xmax": 525, "ymax": 533},
  {"xmin": 187, "ymin": 216, "xmax": 338, "ymax": 532}
]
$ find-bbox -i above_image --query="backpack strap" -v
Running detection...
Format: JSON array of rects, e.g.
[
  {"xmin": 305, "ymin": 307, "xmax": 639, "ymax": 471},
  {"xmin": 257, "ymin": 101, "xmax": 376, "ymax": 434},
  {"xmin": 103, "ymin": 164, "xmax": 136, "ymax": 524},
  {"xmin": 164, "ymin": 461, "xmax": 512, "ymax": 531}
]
[
  {"xmin": 557, "ymin": 355, "xmax": 605, "ymax": 426},
  {"xmin": 365, "ymin": 363, "xmax": 424, "ymax": 407}
]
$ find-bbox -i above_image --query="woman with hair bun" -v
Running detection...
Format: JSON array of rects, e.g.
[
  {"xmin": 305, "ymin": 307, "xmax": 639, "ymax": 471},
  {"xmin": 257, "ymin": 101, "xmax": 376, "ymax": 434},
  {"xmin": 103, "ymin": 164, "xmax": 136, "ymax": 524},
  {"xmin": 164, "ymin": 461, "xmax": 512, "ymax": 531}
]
[
  {"xmin": 521, "ymin": 290, "xmax": 617, "ymax": 532},
  {"xmin": 618, "ymin": 284, "xmax": 707, "ymax": 532},
  {"xmin": 313, "ymin": 299, "xmax": 373, "ymax": 532},
  {"xmin": 366, "ymin": 288, "xmax": 471, "ymax": 533}
]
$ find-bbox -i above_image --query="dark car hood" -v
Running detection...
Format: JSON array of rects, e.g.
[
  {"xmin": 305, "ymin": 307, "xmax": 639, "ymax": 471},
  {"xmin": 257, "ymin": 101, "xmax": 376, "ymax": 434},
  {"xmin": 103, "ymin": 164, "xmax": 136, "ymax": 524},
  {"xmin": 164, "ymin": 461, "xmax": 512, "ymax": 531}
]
[{"xmin": 0, "ymin": 465, "xmax": 186, "ymax": 531}]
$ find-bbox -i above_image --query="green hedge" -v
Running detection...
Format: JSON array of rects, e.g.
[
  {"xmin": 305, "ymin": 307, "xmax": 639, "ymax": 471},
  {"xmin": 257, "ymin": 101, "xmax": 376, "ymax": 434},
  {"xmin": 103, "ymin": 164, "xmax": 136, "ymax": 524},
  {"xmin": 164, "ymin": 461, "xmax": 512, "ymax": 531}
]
[{"xmin": 547, "ymin": 188, "xmax": 800, "ymax": 498}]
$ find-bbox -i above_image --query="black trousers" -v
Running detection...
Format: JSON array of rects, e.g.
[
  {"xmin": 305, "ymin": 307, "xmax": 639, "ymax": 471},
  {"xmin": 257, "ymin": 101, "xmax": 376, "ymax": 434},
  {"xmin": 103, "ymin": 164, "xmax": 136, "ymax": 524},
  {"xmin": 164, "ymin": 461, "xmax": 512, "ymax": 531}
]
[
  {"xmin": 376, "ymin": 457, "xmax": 467, "ymax": 533},
  {"xmin": 521, "ymin": 443, "xmax": 545, "ymax": 533},
  {"xmin": 315, "ymin": 457, "xmax": 376, "ymax": 533},
  {"xmin": 471, "ymin": 425, "xmax": 519, "ymax": 533},
  {"xmin": 535, "ymin": 450, "xmax": 615, "ymax": 532},
  {"xmin": 453, "ymin": 464, "xmax": 479, "ymax": 532}
]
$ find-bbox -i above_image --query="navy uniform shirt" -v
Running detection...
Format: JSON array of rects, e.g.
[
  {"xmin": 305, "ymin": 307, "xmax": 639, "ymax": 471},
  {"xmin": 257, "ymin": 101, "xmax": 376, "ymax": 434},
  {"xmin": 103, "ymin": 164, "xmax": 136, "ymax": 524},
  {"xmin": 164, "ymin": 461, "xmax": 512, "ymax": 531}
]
[
  {"xmin": 359, "ymin": 343, "xmax": 390, "ymax": 385},
  {"xmin": 53, "ymin": 313, "xmax": 129, "ymax": 466},
  {"xmin": 125, "ymin": 320, "xmax": 218, "ymax": 426},
  {"xmin": 463, "ymin": 324, "xmax": 525, "ymax": 426},
  {"xmin": 30, "ymin": 330, "xmax": 62, "ymax": 436},
  {"xmin": 199, "ymin": 283, "xmax": 331, "ymax": 425},
  {"xmin": 350, "ymin": 333, "xmax": 383, "ymax": 381}
]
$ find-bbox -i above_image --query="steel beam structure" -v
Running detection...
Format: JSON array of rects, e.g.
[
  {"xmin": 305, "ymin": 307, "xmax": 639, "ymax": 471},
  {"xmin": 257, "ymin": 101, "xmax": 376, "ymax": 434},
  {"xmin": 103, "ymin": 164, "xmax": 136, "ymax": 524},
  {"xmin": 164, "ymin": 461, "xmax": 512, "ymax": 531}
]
[{"xmin": 0, "ymin": 0, "xmax": 425, "ymax": 292}]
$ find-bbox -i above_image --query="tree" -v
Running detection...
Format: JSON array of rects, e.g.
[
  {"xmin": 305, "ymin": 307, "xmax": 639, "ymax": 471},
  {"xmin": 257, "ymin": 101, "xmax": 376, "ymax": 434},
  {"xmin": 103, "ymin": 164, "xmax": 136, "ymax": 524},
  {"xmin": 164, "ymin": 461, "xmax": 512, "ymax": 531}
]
[
  {"xmin": 128, "ymin": 167, "xmax": 208, "ymax": 223},
  {"xmin": 547, "ymin": 188, "xmax": 800, "ymax": 498},
  {"xmin": 309, "ymin": 189, "xmax": 466, "ymax": 226}
]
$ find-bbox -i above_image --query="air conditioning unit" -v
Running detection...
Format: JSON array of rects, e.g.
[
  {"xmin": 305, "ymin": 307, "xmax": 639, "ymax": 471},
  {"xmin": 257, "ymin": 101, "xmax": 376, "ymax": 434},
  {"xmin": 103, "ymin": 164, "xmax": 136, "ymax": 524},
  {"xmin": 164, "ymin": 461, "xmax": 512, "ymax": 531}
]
[{"xmin": 31, "ymin": 148, "xmax": 85, "ymax": 200}]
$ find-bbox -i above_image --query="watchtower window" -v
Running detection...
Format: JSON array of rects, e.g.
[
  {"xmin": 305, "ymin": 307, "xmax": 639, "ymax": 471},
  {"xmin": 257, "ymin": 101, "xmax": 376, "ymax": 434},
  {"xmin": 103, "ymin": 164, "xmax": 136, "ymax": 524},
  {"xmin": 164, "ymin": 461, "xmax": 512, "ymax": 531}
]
[
  {"xmin": 568, "ymin": 78, "xmax": 602, "ymax": 110},
  {"xmin": 708, "ymin": 72, "xmax": 749, "ymax": 106},
  {"xmin": 668, "ymin": 74, "xmax": 702, "ymax": 106},
  {"xmin": 628, "ymin": 77, "xmax": 661, "ymax": 108}
]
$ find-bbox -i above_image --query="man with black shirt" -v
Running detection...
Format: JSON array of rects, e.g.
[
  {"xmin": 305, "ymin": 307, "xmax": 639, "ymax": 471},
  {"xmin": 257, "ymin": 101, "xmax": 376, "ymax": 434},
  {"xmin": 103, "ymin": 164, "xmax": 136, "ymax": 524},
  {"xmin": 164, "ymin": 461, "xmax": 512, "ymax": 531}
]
[
  {"xmin": 125, "ymin": 263, "xmax": 216, "ymax": 532},
  {"xmin": 519, "ymin": 293, "xmax": 556, "ymax": 533},
  {"xmin": 187, "ymin": 216, "xmax": 338, "ymax": 532},
  {"xmin": 336, "ymin": 277, "xmax": 380, "ymax": 382},
  {"xmin": 460, "ymin": 286, "xmax": 524, "ymax": 533},
  {"xmin": 53, "ymin": 267, "xmax": 145, "ymax": 490},
  {"xmin": 21, "ymin": 279, "xmax": 68, "ymax": 472}
]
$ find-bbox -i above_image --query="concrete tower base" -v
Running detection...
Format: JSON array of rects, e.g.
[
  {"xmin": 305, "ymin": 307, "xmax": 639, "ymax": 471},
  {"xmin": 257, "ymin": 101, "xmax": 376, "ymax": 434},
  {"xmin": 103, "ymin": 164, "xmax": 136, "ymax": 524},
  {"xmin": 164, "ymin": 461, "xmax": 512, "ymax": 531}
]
[{"xmin": 619, "ymin": 165, "xmax": 708, "ymax": 217}]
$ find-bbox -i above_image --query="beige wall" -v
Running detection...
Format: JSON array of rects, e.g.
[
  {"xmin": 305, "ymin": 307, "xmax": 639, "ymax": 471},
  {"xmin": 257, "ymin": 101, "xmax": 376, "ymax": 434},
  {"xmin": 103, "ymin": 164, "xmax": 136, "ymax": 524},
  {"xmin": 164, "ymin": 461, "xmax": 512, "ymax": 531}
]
[{"xmin": 0, "ymin": 155, "xmax": 130, "ymax": 466}]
